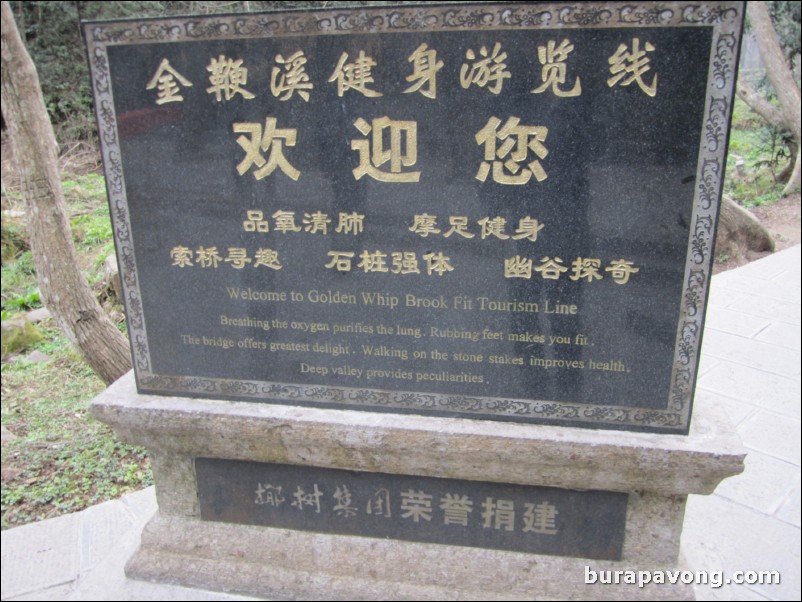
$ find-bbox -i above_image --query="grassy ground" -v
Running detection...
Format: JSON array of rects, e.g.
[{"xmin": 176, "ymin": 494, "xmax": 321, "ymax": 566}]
[{"xmin": 1, "ymin": 166, "xmax": 152, "ymax": 530}]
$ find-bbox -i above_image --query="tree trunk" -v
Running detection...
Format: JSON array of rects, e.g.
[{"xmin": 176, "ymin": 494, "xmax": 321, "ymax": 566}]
[
  {"xmin": 1, "ymin": 1, "xmax": 131, "ymax": 384},
  {"xmin": 715, "ymin": 196, "xmax": 775, "ymax": 261},
  {"xmin": 782, "ymin": 148, "xmax": 801, "ymax": 196},
  {"xmin": 775, "ymin": 139, "xmax": 798, "ymax": 184},
  {"xmin": 748, "ymin": 1, "xmax": 801, "ymax": 194}
]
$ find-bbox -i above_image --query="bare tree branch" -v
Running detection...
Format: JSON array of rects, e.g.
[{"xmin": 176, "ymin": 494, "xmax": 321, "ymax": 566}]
[{"xmin": 736, "ymin": 81, "xmax": 785, "ymax": 129}]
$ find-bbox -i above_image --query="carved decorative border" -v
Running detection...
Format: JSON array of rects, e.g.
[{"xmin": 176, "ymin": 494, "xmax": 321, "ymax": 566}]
[
  {"xmin": 140, "ymin": 373, "xmax": 683, "ymax": 430},
  {"xmin": 86, "ymin": 3, "xmax": 742, "ymax": 44},
  {"xmin": 85, "ymin": 2, "xmax": 744, "ymax": 434}
]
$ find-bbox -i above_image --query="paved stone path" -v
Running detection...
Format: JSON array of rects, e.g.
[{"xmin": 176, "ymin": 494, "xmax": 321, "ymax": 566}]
[
  {"xmin": 2, "ymin": 246, "xmax": 799, "ymax": 601},
  {"xmin": 681, "ymin": 245, "xmax": 800, "ymax": 601}
]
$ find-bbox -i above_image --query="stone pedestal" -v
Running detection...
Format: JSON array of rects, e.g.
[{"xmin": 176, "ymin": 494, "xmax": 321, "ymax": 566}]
[{"xmin": 92, "ymin": 372, "xmax": 744, "ymax": 600}]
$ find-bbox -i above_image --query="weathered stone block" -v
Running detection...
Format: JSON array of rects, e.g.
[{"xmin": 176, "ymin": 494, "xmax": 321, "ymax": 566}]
[{"xmin": 92, "ymin": 372, "xmax": 744, "ymax": 600}]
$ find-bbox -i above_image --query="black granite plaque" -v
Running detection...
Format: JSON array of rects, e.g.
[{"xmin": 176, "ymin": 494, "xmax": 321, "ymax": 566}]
[
  {"xmin": 196, "ymin": 458, "xmax": 628, "ymax": 560},
  {"xmin": 84, "ymin": 2, "xmax": 744, "ymax": 434}
]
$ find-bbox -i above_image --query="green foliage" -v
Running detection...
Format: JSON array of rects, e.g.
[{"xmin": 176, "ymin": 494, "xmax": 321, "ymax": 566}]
[
  {"xmin": 745, "ymin": 1, "xmax": 802, "ymax": 69},
  {"xmin": 64, "ymin": 174, "xmax": 116, "ymax": 278},
  {"xmin": 730, "ymin": 94, "xmax": 766, "ymax": 131},
  {"xmin": 3, "ymin": 289, "xmax": 41, "ymax": 312},
  {"xmin": 1, "ymin": 173, "xmax": 114, "ymax": 313},
  {"xmin": 725, "ymin": 97, "xmax": 791, "ymax": 207},
  {"xmin": 71, "ymin": 211, "xmax": 112, "ymax": 248},
  {"xmin": 61, "ymin": 172, "xmax": 106, "ymax": 200},
  {"xmin": 0, "ymin": 251, "xmax": 41, "ymax": 314},
  {"xmin": 1, "ymin": 164, "xmax": 143, "ymax": 528},
  {"xmin": 1, "ymin": 220, "xmax": 29, "ymax": 263},
  {"xmin": 1, "ymin": 185, "xmax": 28, "ymax": 264}
]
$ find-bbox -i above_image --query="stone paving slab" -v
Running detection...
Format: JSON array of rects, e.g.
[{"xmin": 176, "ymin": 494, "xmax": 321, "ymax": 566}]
[
  {"xmin": 776, "ymin": 480, "xmax": 801, "ymax": 528},
  {"xmin": 702, "ymin": 307, "xmax": 772, "ymax": 339},
  {"xmin": 1, "ymin": 486, "xmax": 256, "ymax": 602},
  {"xmin": 713, "ymin": 452, "xmax": 800, "ymax": 515},
  {"xmin": 718, "ymin": 248, "xmax": 799, "ymax": 282},
  {"xmin": 682, "ymin": 493, "xmax": 800, "ymax": 601},
  {"xmin": 78, "ymin": 490, "xmax": 144, "ymax": 575},
  {"xmin": 754, "ymin": 321, "xmax": 802, "ymax": 351},
  {"xmin": 711, "ymin": 273, "xmax": 801, "ymax": 303},
  {"xmin": 694, "ymin": 390, "xmax": 758, "ymax": 427},
  {"xmin": 683, "ymin": 245, "xmax": 801, "ymax": 602},
  {"xmin": 736, "ymin": 411, "xmax": 802, "ymax": 464},
  {"xmin": 715, "ymin": 290, "xmax": 800, "ymax": 322},
  {"xmin": 6, "ymin": 584, "xmax": 77, "ymax": 602},
  {"xmin": 1, "ymin": 512, "xmax": 81, "ymax": 599},
  {"xmin": 700, "ymin": 330, "xmax": 800, "ymax": 378},
  {"xmin": 699, "ymin": 362, "xmax": 801, "ymax": 419}
]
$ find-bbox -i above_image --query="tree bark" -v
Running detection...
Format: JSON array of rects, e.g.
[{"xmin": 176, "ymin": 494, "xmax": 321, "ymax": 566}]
[
  {"xmin": 736, "ymin": 81, "xmax": 785, "ymax": 129},
  {"xmin": 1, "ymin": 1, "xmax": 131, "ymax": 384},
  {"xmin": 715, "ymin": 196, "xmax": 775, "ymax": 261},
  {"xmin": 785, "ymin": 148, "xmax": 802, "ymax": 195},
  {"xmin": 776, "ymin": 140, "xmax": 798, "ymax": 183},
  {"xmin": 748, "ymin": 1, "xmax": 801, "ymax": 194}
]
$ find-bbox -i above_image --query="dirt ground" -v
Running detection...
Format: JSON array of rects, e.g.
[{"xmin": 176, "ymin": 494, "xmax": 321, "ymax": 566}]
[{"xmin": 714, "ymin": 192, "xmax": 802, "ymax": 274}]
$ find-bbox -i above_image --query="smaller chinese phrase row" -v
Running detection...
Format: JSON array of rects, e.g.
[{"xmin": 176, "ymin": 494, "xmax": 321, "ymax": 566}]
[
  {"xmin": 169, "ymin": 244, "xmax": 639, "ymax": 283},
  {"xmin": 240, "ymin": 209, "xmax": 547, "ymax": 242}
]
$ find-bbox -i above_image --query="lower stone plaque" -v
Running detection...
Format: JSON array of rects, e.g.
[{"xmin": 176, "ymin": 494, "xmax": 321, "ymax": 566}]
[{"xmin": 196, "ymin": 458, "xmax": 628, "ymax": 561}]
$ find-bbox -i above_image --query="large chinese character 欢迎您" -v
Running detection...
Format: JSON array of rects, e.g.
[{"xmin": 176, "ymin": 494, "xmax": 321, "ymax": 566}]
[
  {"xmin": 233, "ymin": 118, "xmax": 300, "ymax": 181},
  {"xmin": 352, "ymin": 117, "xmax": 420, "ymax": 183},
  {"xmin": 475, "ymin": 117, "xmax": 548, "ymax": 185}
]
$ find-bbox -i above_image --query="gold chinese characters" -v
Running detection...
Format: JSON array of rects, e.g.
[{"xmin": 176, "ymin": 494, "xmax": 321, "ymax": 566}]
[
  {"xmin": 231, "ymin": 115, "xmax": 549, "ymax": 184},
  {"xmin": 145, "ymin": 36, "xmax": 659, "ymax": 105},
  {"xmin": 169, "ymin": 208, "xmax": 640, "ymax": 284},
  {"xmin": 254, "ymin": 479, "xmax": 561, "ymax": 535}
]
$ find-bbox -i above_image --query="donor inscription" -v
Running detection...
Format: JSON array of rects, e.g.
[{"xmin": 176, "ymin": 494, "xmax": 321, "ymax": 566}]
[{"xmin": 196, "ymin": 459, "xmax": 629, "ymax": 561}]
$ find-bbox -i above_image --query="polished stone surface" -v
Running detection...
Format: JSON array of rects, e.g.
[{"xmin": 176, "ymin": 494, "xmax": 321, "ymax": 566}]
[{"xmin": 85, "ymin": 2, "xmax": 745, "ymax": 433}]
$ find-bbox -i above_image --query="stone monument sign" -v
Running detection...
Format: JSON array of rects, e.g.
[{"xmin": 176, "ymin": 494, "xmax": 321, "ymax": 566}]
[
  {"xmin": 87, "ymin": 1, "xmax": 743, "ymax": 435},
  {"xmin": 86, "ymin": 2, "xmax": 746, "ymax": 599}
]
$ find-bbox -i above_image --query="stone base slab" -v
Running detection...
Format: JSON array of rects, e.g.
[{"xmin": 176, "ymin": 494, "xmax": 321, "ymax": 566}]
[
  {"xmin": 92, "ymin": 372, "xmax": 745, "ymax": 600},
  {"xmin": 127, "ymin": 513, "xmax": 695, "ymax": 601}
]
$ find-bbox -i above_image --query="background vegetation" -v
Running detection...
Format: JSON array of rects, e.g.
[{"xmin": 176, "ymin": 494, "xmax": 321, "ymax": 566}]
[{"xmin": 726, "ymin": 96, "xmax": 792, "ymax": 207}]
